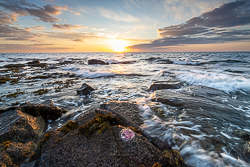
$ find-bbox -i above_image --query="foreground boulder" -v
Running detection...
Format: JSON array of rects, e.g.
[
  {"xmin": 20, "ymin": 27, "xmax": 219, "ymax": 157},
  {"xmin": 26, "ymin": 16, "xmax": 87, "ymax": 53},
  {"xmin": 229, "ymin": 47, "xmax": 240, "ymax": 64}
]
[
  {"xmin": 36, "ymin": 110, "xmax": 166, "ymax": 167},
  {"xmin": 0, "ymin": 108, "xmax": 46, "ymax": 166},
  {"xmin": 88, "ymin": 59, "xmax": 109, "ymax": 65},
  {"xmin": 28, "ymin": 101, "xmax": 187, "ymax": 167},
  {"xmin": 76, "ymin": 83, "xmax": 95, "ymax": 96},
  {"xmin": 0, "ymin": 102, "xmax": 64, "ymax": 167}
]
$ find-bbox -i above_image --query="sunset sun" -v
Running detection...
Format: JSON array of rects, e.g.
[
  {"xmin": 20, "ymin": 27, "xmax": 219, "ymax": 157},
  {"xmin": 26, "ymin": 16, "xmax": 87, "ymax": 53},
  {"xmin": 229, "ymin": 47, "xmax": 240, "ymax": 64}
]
[{"xmin": 110, "ymin": 39, "xmax": 128, "ymax": 52}]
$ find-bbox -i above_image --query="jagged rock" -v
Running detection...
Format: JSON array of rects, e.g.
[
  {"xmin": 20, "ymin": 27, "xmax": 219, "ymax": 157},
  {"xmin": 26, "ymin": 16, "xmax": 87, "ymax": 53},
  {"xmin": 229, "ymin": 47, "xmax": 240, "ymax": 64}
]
[
  {"xmin": 20, "ymin": 102, "xmax": 63, "ymax": 121},
  {"xmin": 0, "ymin": 108, "xmax": 46, "ymax": 167},
  {"xmin": 0, "ymin": 141, "xmax": 36, "ymax": 167},
  {"xmin": 0, "ymin": 109, "xmax": 46, "ymax": 143},
  {"xmin": 88, "ymin": 59, "xmax": 109, "ymax": 65},
  {"xmin": 76, "ymin": 83, "xmax": 95, "ymax": 96},
  {"xmin": 149, "ymin": 81, "xmax": 182, "ymax": 91}
]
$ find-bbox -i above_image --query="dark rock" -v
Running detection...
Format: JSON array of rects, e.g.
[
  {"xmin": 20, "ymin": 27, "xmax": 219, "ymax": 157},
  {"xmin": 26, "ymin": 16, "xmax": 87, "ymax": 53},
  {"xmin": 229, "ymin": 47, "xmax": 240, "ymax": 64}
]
[
  {"xmin": 38, "ymin": 125, "xmax": 166, "ymax": 167},
  {"xmin": 88, "ymin": 59, "xmax": 109, "ymax": 65},
  {"xmin": 20, "ymin": 102, "xmax": 62, "ymax": 121},
  {"xmin": 243, "ymin": 141, "xmax": 250, "ymax": 158},
  {"xmin": 149, "ymin": 81, "xmax": 182, "ymax": 91},
  {"xmin": 76, "ymin": 83, "xmax": 95, "ymax": 96},
  {"xmin": 0, "ymin": 141, "xmax": 36, "ymax": 167},
  {"xmin": 152, "ymin": 85, "xmax": 247, "ymax": 128},
  {"xmin": 234, "ymin": 129, "xmax": 250, "ymax": 141},
  {"xmin": 3, "ymin": 64, "xmax": 26, "ymax": 68},
  {"xmin": 0, "ymin": 109, "xmax": 46, "ymax": 143},
  {"xmin": 100, "ymin": 101, "xmax": 143, "ymax": 129},
  {"xmin": 27, "ymin": 60, "xmax": 40, "ymax": 65}
]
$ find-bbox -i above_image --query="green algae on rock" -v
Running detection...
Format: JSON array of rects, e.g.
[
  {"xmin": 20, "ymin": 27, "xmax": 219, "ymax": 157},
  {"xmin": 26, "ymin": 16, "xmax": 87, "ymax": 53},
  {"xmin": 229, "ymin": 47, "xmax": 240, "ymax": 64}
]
[
  {"xmin": 163, "ymin": 149, "xmax": 187, "ymax": 167},
  {"xmin": 57, "ymin": 120, "xmax": 78, "ymax": 134}
]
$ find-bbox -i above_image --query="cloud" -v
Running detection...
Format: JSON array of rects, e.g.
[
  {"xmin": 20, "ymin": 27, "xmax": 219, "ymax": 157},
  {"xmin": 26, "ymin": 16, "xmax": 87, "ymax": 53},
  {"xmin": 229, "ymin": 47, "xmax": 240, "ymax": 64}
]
[
  {"xmin": 0, "ymin": 25, "xmax": 41, "ymax": 40},
  {"xmin": 73, "ymin": 39, "xmax": 84, "ymax": 42},
  {"xmin": 0, "ymin": 0, "xmax": 60, "ymax": 22},
  {"xmin": 0, "ymin": 10, "xmax": 17, "ymax": 24},
  {"xmin": 129, "ymin": 0, "xmax": 250, "ymax": 50},
  {"xmin": 0, "ymin": 44, "xmax": 72, "ymax": 52},
  {"xmin": 0, "ymin": 0, "xmax": 74, "ymax": 22},
  {"xmin": 25, "ymin": 26, "xmax": 45, "ymax": 31},
  {"xmin": 52, "ymin": 24, "xmax": 87, "ymax": 30},
  {"xmin": 54, "ymin": 5, "xmax": 81, "ymax": 16}
]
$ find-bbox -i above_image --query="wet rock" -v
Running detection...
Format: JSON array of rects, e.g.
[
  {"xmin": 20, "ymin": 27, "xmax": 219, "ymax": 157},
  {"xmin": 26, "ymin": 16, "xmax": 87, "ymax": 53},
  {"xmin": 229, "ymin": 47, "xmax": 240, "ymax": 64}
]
[
  {"xmin": 152, "ymin": 85, "xmax": 247, "ymax": 127},
  {"xmin": 0, "ymin": 141, "xmax": 36, "ymax": 167},
  {"xmin": 0, "ymin": 109, "xmax": 46, "ymax": 143},
  {"xmin": 38, "ymin": 122, "xmax": 165, "ymax": 166},
  {"xmin": 3, "ymin": 64, "xmax": 26, "ymax": 68},
  {"xmin": 149, "ymin": 81, "xmax": 182, "ymax": 91},
  {"xmin": 27, "ymin": 60, "xmax": 40, "ymax": 65},
  {"xmin": 20, "ymin": 102, "xmax": 63, "ymax": 121},
  {"xmin": 100, "ymin": 101, "xmax": 143, "ymax": 129},
  {"xmin": 234, "ymin": 129, "xmax": 250, "ymax": 141},
  {"xmin": 88, "ymin": 59, "xmax": 109, "ymax": 65},
  {"xmin": 76, "ymin": 83, "xmax": 95, "ymax": 96},
  {"xmin": 243, "ymin": 141, "xmax": 250, "ymax": 158}
]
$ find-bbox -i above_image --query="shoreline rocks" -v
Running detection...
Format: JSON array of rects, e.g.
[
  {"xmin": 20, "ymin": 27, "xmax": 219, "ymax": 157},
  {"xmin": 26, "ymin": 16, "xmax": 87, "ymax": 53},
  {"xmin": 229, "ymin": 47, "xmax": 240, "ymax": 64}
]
[
  {"xmin": 149, "ymin": 81, "xmax": 182, "ymax": 91},
  {"xmin": 76, "ymin": 83, "xmax": 95, "ymax": 96},
  {"xmin": 0, "ymin": 103, "xmax": 66, "ymax": 167}
]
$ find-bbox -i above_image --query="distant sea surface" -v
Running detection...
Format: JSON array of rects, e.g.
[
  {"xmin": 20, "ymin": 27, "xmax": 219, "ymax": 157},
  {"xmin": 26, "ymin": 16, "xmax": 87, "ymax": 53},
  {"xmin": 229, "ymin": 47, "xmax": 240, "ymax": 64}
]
[{"xmin": 1, "ymin": 52, "xmax": 250, "ymax": 167}]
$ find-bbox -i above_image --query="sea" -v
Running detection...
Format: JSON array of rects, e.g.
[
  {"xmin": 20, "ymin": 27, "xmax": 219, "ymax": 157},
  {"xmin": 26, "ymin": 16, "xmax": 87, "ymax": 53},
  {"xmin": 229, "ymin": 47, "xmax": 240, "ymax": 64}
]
[{"xmin": 0, "ymin": 52, "xmax": 250, "ymax": 167}]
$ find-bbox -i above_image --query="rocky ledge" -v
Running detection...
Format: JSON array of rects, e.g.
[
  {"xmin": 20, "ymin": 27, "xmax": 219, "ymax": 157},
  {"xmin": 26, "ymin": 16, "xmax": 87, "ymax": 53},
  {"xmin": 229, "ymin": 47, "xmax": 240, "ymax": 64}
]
[{"xmin": 0, "ymin": 100, "xmax": 187, "ymax": 167}]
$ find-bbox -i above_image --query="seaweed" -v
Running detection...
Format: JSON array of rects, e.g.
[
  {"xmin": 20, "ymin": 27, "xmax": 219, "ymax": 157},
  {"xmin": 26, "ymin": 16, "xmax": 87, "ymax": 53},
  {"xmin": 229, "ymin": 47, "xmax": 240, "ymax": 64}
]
[
  {"xmin": 129, "ymin": 126, "xmax": 143, "ymax": 135},
  {"xmin": 152, "ymin": 162, "xmax": 162, "ymax": 167},
  {"xmin": 163, "ymin": 149, "xmax": 186, "ymax": 167},
  {"xmin": 33, "ymin": 88, "xmax": 50, "ymax": 95},
  {"xmin": 1, "ymin": 91, "xmax": 25, "ymax": 98},
  {"xmin": 1, "ymin": 141, "xmax": 11, "ymax": 151},
  {"xmin": 11, "ymin": 101, "xmax": 20, "ymax": 106},
  {"xmin": 152, "ymin": 107, "xmax": 164, "ymax": 117},
  {"xmin": 0, "ymin": 77, "xmax": 11, "ymax": 84},
  {"xmin": 78, "ymin": 113, "xmax": 118, "ymax": 136},
  {"xmin": 39, "ymin": 132, "xmax": 52, "ymax": 149},
  {"xmin": 57, "ymin": 120, "xmax": 78, "ymax": 134}
]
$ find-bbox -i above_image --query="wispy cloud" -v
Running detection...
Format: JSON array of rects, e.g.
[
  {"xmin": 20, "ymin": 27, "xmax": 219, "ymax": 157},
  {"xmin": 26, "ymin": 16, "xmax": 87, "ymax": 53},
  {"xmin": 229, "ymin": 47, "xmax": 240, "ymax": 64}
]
[
  {"xmin": 98, "ymin": 8, "xmax": 139, "ymax": 22},
  {"xmin": 52, "ymin": 24, "xmax": 87, "ymax": 30},
  {"xmin": 25, "ymin": 26, "xmax": 45, "ymax": 31},
  {"xmin": 129, "ymin": 0, "xmax": 250, "ymax": 50}
]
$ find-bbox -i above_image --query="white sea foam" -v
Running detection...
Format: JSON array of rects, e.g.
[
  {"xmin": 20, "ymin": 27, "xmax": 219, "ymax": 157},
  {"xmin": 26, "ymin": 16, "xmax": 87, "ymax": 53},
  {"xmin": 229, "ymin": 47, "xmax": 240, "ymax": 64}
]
[
  {"xmin": 175, "ymin": 70, "xmax": 250, "ymax": 93},
  {"xmin": 172, "ymin": 59, "xmax": 201, "ymax": 65},
  {"xmin": 75, "ymin": 69, "xmax": 115, "ymax": 78}
]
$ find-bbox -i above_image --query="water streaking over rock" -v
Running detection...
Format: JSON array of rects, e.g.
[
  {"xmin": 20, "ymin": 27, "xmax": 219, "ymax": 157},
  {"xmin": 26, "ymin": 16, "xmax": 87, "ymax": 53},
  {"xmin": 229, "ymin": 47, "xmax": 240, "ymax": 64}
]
[{"xmin": 0, "ymin": 52, "xmax": 250, "ymax": 167}]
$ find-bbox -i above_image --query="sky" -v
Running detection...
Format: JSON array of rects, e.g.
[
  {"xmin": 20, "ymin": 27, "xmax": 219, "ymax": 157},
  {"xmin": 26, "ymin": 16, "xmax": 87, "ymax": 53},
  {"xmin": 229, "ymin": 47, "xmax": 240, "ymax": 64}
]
[{"xmin": 0, "ymin": 0, "xmax": 250, "ymax": 53}]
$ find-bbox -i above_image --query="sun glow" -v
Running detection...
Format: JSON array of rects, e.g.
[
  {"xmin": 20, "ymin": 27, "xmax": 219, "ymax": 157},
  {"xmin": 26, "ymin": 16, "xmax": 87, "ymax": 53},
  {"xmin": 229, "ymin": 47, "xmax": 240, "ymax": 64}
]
[{"xmin": 110, "ymin": 39, "xmax": 128, "ymax": 52}]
